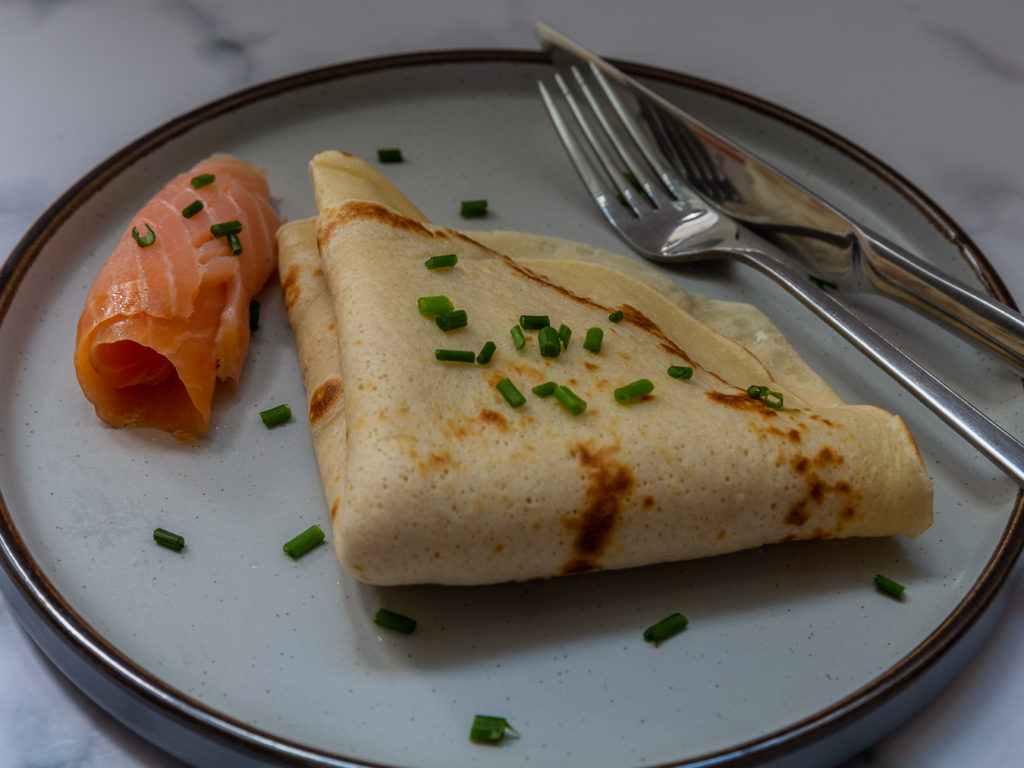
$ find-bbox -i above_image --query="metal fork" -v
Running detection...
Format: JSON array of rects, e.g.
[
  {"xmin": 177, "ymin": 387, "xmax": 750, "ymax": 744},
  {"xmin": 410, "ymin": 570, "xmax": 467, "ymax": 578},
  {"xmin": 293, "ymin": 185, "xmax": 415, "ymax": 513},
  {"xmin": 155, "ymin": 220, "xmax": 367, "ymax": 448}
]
[{"xmin": 539, "ymin": 63, "xmax": 1024, "ymax": 487}]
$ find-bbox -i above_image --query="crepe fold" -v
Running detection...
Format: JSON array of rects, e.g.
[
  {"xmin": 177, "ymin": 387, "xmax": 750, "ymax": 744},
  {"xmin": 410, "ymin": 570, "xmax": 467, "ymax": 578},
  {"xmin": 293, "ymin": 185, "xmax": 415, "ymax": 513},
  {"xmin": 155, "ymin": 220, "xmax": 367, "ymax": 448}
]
[{"xmin": 276, "ymin": 150, "xmax": 932, "ymax": 586}]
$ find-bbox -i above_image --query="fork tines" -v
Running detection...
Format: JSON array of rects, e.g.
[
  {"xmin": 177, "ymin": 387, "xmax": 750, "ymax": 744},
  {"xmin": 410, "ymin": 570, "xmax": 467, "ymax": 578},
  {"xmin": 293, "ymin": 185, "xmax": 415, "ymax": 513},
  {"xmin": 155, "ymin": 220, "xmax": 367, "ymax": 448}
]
[{"xmin": 539, "ymin": 63, "xmax": 740, "ymax": 226}]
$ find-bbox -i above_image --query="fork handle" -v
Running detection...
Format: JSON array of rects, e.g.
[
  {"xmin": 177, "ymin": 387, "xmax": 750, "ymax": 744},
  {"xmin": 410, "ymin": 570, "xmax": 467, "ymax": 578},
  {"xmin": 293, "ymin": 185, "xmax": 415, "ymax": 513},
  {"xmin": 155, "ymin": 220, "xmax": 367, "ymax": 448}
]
[
  {"xmin": 740, "ymin": 233, "xmax": 1024, "ymax": 487},
  {"xmin": 861, "ymin": 228, "xmax": 1024, "ymax": 374}
]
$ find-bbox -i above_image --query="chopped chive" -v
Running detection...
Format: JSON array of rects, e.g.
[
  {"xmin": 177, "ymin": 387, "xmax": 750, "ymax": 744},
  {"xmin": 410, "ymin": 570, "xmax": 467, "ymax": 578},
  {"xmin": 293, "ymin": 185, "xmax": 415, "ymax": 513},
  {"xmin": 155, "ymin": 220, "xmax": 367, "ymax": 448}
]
[
  {"xmin": 417, "ymin": 295, "xmax": 455, "ymax": 316},
  {"xmin": 510, "ymin": 325, "xmax": 526, "ymax": 350},
  {"xmin": 608, "ymin": 310, "xmax": 623, "ymax": 323},
  {"xmin": 181, "ymin": 199, "xmax": 203, "ymax": 218},
  {"xmin": 476, "ymin": 341, "xmax": 497, "ymax": 364},
  {"xmin": 374, "ymin": 608, "xmax": 417, "ymax": 634},
  {"xmin": 809, "ymin": 275, "xmax": 839, "ymax": 290},
  {"xmin": 249, "ymin": 299, "xmax": 260, "ymax": 332},
  {"xmin": 435, "ymin": 309, "xmax": 468, "ymax": 331},
  {"xmin": 496, "ymin": 378, "xmax": 526, "ymax": 408},
  {"xmin": 747, "ymin": 385, "xmax": 783, "ymax": 409},
  {"xmin": 519, "ymin": 314, "xmax": 550, "ymax": 330},
  {"xmin": 531, "ymin": 381, "xmax": 557, "ymax": 397},
  {"xmin": 425, "ymin": 253, "xmax": 458, "ymax": 270},
  {"xmin": 614, "ymin": 378, "xmax": 654, "ymax": 404},
  {"xmin": 470, "ymin": 714, "xmax": 518, "ymax": 744},
  {"xmin": 227, "ymin": 232, "xmax": 243, "ymax": 255},
  {"xmin": 624, "ymin": 170, "xmax": 642, "ymax": 192},
  {"xmin": 538, "ymin": 326, "xmax": 561, "ymax": 357},
  {"xmin": 583, "ymin": 326, "xmax": 603, "ymax": 353},
  {"xmin": 190, "ymin": 173, "xmax": 215, "ymax": 189},
  {"xmin": 376, "ymin": 148, "xmax": 404, "ymax": 163},
  {"xmin": 643, "ymin": 612, "xmax": 688, "ymax": 645},
  {"xmin": 460, "ymin": 199, "xmax": 488, "ymax": 218},
  {"xmin": 875, "ymin": 574, "xmax": 905, "ymax": 599},
  {"xmin": 558, "ymin": 323, "xmax": 572, "ymax": 349},
  {"xmin": 282, "ymin": 524, "xmax": 325, "ymax": 559},
  {"xmin": 153, "ymin": 527, "xmax": 184, "ymax": 552},
  {"xmin": 668, "ymin": 365, "xmax": 693, "ymax": 380},
  {"xmin": 210, "ymin": 220, "xmax": 242, "ymax": 238},
  {"xmin": 259, "ymin": 403, "xmax": 292, "ymax": 427},
  {"xmin": 131, "ymin": 223, "xmax": 156, "ymax": 248},
  {"xmin": 435, "ymin": 349, "xmax": 476, "ymax": 363},
  {"xmin": 554, "ymin": 385, "xmax": 586, "ymax": 415}
]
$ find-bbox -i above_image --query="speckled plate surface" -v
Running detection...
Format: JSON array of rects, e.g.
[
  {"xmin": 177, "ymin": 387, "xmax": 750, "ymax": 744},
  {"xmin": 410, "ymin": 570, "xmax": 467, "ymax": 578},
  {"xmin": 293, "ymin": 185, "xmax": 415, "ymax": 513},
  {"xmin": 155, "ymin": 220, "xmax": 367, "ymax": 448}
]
[{"xmin": 1, "ymin": 51, "xmax": 1021, "ymax": 768}]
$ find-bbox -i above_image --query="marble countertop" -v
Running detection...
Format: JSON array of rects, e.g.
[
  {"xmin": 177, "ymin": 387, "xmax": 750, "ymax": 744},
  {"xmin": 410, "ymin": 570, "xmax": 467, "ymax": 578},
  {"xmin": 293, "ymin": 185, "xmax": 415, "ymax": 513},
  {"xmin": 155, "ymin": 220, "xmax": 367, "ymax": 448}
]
[{"xmin": 2, "ymin": 1, "xmax": 1023, "ymax": 766}]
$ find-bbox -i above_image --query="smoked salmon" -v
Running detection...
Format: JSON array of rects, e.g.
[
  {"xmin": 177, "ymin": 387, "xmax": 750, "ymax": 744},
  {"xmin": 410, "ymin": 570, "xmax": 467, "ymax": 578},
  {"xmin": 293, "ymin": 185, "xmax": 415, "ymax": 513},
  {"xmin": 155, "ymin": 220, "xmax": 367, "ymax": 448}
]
[{"xmin": 74, "ymin": 154, "xmax": 281, "ymax": 441}]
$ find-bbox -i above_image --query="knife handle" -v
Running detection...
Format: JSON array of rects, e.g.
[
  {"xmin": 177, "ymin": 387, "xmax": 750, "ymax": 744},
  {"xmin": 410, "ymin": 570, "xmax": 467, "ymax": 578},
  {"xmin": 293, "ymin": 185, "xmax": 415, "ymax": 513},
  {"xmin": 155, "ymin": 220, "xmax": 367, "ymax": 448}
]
[{"xmin": 862, "ymin": 229, "xmax": 1024, "ymax": 375}]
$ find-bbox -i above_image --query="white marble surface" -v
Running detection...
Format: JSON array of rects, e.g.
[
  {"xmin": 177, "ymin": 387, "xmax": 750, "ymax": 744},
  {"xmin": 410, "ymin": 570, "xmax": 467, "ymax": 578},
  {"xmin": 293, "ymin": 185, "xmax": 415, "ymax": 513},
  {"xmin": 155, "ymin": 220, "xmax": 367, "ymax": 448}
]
[{"xmin": 2, "ymin": 1, "xmax": 1023, "ymax": 766}]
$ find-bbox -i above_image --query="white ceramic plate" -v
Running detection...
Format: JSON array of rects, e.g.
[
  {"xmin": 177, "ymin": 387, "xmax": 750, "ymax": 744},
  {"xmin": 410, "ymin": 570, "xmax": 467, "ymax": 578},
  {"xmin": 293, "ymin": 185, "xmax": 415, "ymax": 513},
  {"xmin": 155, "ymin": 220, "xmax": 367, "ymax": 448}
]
[{"xmin": 1, "ymin": 51, "xmax": 1021, "ymax": 768}]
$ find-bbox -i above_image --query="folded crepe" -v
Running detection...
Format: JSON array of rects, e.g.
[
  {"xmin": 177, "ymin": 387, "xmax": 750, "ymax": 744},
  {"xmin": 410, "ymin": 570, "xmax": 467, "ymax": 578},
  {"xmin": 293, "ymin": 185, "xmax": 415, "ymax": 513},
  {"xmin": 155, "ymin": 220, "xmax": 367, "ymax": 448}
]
[{"xmin": 276, "ymin": 150, "xmax": 932, "ymax": 586}]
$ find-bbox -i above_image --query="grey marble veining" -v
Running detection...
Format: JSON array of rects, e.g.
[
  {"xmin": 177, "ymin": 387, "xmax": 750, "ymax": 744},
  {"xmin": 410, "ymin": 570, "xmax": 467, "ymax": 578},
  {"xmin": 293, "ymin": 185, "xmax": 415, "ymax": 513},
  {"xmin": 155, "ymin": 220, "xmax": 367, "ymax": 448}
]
[{"xmin": 2, "ymin": 1, "xmax": 1023, "ymax": 767}]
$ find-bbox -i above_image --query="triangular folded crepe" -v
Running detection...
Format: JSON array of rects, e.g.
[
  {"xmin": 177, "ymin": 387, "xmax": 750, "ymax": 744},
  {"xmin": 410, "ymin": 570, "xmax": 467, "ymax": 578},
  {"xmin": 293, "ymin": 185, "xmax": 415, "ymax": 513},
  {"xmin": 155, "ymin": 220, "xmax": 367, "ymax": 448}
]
[{"xmin": 276, "ymin": 151, "xmax": 931, "ymax": 586}]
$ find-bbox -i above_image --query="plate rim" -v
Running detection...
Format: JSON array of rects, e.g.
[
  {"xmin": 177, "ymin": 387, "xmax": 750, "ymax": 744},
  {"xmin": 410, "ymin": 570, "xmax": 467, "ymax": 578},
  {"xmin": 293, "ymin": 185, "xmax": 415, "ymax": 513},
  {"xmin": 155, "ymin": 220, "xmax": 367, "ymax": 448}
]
[{"xmin": 1, "ymin": 47, "xmax": 1022, "ymax": 768}]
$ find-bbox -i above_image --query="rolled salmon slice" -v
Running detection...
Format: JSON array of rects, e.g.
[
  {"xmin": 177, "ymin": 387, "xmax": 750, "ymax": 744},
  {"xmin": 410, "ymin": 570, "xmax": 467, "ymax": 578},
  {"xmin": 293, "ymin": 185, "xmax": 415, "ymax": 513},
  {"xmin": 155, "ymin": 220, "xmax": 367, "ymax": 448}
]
[{"xmin": 74, "ymin": 154, "xmax": 281, "ymax": 441}]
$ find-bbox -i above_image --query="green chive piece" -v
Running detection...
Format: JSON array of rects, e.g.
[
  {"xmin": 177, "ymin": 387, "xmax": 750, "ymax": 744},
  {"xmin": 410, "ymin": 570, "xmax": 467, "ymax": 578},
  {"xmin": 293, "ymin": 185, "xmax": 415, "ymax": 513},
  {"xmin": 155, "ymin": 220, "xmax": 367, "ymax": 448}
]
[
  {"xmin": 809, "ymin": 275, "xmax": 839, "ymax": 290},
  {"xmin": 558, "ymin": 323, "xmax": 572, "ymax": 349},
  {"xmin": 496, "ymin": 378, "xmax": 526, "ymax": 408},
  {"xmin": 435, "ymin": 349, "xmax": 476, "ymax": 363},
  {"xmin": 227, "ymin": 232, "xmax": 242, "ymax": 256},
  {"xmin": 425, "ymin": 253, "xmax": 458, "ymax": 270},
  {"xmin": 643, "ymin": 612, "xmax": 688, "ymax": 645},
  {"xmin": 614, "ymin": 378, "xmax": 655, "ymax": 404},
  {"xmin": 476, "ymin": 341, "xmax": 497, "ymax": 365},
  {"xmin": 554, "ymin": 385, "xmax": 586, "ymax": 415},
  {"xmin": 470, "ymin": 714, "xmax": 519, "ymax": 744},
  {"xmin": 417, "ymin": 295, "xmax": 455, "ymax": 316},
  {"xmin": 374, "ymin": 608, "xmax": 417, "ymax": 634},
  {"xmin": 153, "ymin": 527, "xmax": 184, "ymax": 552},
  {"xmin": 583, "ymin": 326, "xmax": 603, "ymax": 353},
  {"xmin": 132, "ymin": 223, "xmax": 156, "ymax": 248},
  {"xmin": 510, "ymin": 325, "xmax": 526, "ymax": 350},
  {"xmin": 249, "ymin": 299, "xmax": 260, "ymax": 332},
  {"xmin": 259, "ymin": 403, "xmax": 292, "ymax": 427},
  {"xmin": 181, "ymin": 199, "xmax": 203, "ymax": 218},
  {"xmin": 519, "ymin": 314, "xmax": 550, "ymax": 330},
  {"xmin": 210, "ymin": 220, "xmax": 242, "ymax": 238},
  {"xmin": 190, "ymin": 173, "xmax": 215, "ymax": 189},
  {"xmin": 532, "ymin": 381, "xmax": 557, "ymax": 397},
  {"xmin": 538, "ymin": 326, "xmax": 561, "ymax": 357},
  {"xmin": 747, "ymin": 385, "xmax": 783, "ymax": 409},
  {"xmin": 376, "ymin": 148, "xmax": 404, "ymax": 163},
  {"xmin": 460, "ymin": 199, "xmax": 488, "ymax": 218},
  {"xmin": 875, "ymin": 574, "xmax": 906, "ymax": 599},
  {"xmin": 282, "ymin": 524, "xmax": 324, "ymax": 559},
  {"xmin": 608, "ymin": 309, "xmax": 623, "ymax": 323},
  {"xmin": 436, "ymin": 309, "xmax": 468, "ymax": 331},
  {"xmin": 668, "ymin": 365, "xmax": 694, "ymax": 380}
]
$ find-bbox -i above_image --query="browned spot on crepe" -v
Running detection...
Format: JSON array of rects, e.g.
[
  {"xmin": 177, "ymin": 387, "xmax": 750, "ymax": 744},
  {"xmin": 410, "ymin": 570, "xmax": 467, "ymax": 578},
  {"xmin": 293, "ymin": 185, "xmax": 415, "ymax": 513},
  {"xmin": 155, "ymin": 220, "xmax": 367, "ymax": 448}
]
[
  {"xmin": 783, "ymin": 446, "xmax": 856, "ymax": 527},
  {"xmin": 308, "ymin": 378, "xmax": 342, "ymax": 423},
  {"xmin": 280, "ymin": 263, "xmax": 302, "ymax": 310},
  {"xmin": 477, "ymin": 408, "xmax": 509, "ymax": 430},
  {"xmin": 561, "ymin": 443, "xmax": 634, "ymax": 574},
  {"xmin": 705, "ymin": 390, "xmax": 779, "ymax": 416}
]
